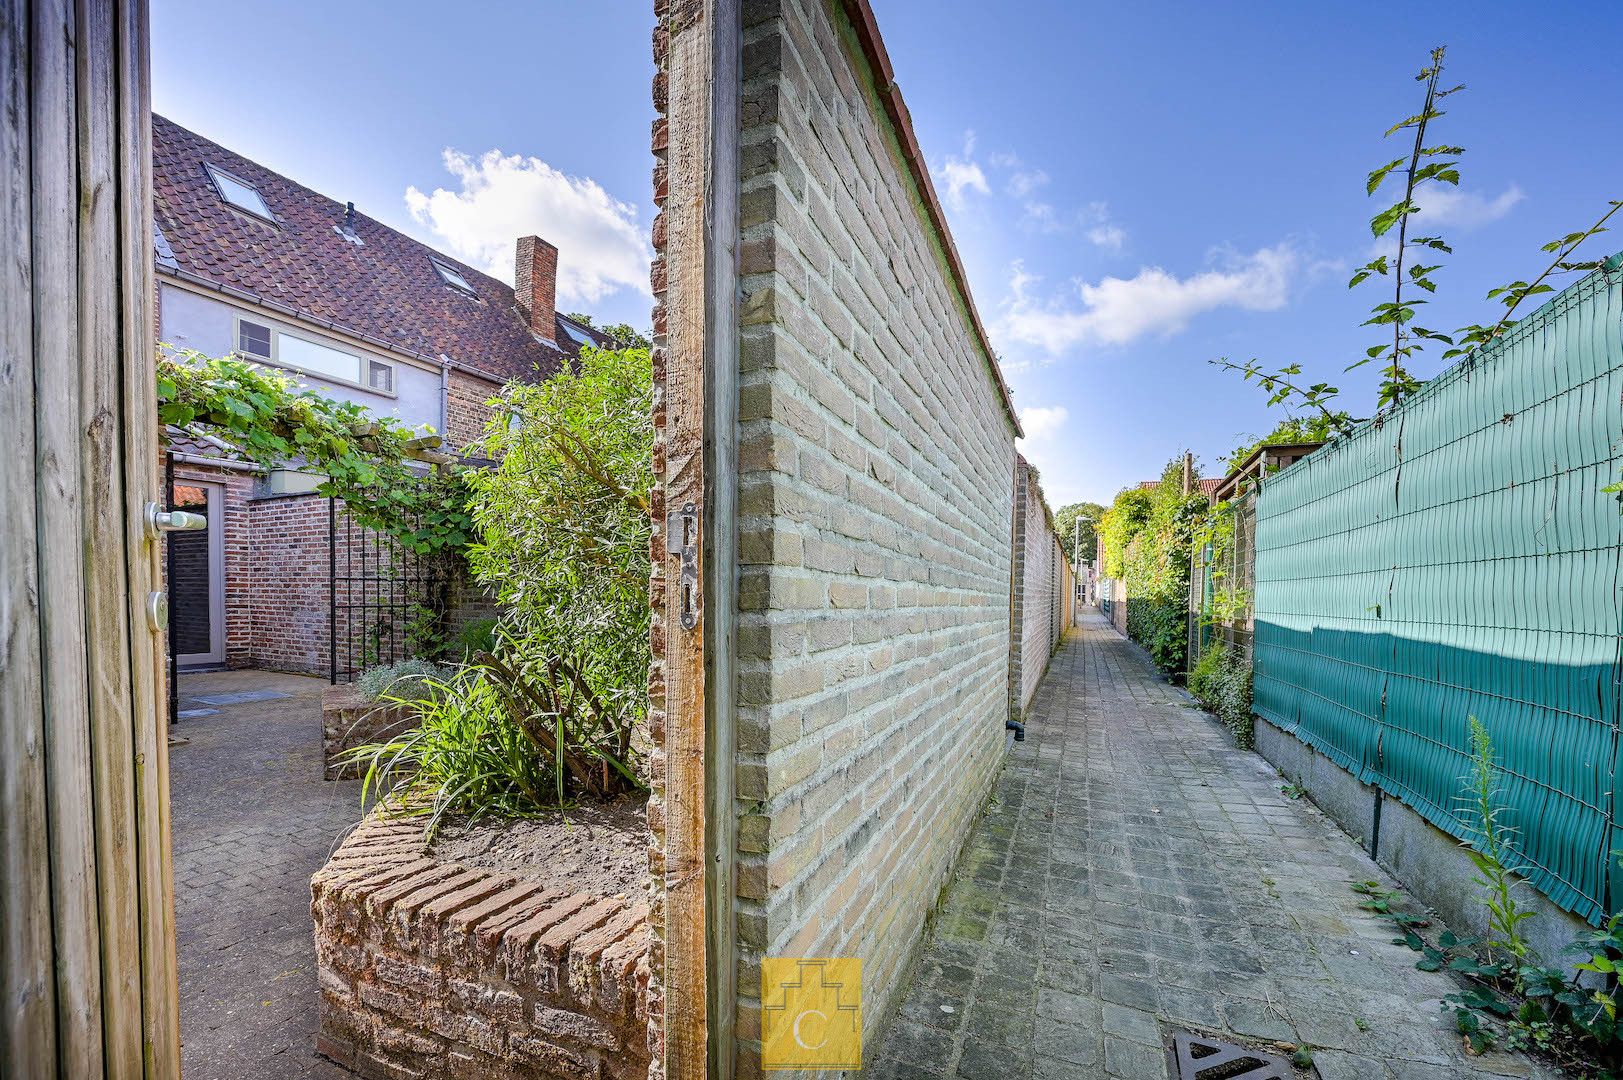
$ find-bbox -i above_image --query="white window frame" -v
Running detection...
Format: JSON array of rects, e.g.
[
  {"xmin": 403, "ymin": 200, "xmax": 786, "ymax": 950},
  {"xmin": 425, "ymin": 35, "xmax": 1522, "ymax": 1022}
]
[
  {"xmin": 230, "ymin": 313, "xmax": 398, "ymax": 399},
  {"xmin": 203, "ymin": 162, "xmax": 276, "ymax": 224}
]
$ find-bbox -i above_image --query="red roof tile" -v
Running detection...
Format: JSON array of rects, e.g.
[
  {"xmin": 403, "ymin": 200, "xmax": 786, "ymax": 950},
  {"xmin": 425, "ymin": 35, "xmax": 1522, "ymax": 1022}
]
[{"xmin": 152, "ymin": 115, "xmax": 611, "ymax": 384}]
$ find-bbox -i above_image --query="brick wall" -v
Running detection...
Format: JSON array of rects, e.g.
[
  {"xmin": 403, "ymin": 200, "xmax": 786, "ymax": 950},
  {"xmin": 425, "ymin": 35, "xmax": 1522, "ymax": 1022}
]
[
  {"xmin": 248, "ymin": 493, "xmax": 332, "ymax": 674},
  {"xmin": 727, "ymin": 0, "xmax": 1022, "ymax": 1068},
  {"xmin": 312, "ymin": 809, "xmax": 652, "ymax": 1080},
  {"xmin": 444, "ymin": 369, "xmax": 501, "ymax": 451},
  {"xmin": 1011, "ymin": 456, "xmax": 1063, "ymax": 717},
  {"xmin": 321, "ymin": 685, "xmax": 417, "ymax": 779}
]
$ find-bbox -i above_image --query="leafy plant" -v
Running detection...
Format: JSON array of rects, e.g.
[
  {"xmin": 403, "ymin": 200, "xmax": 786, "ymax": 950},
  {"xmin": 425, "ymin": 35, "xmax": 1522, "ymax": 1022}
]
[
  {"xmin": 468, "ymin": 344, "xmax": 654, "ymax": 779},
  {"xmin": 1188, "ymin": 642, "xmax": 1255, "ymax": 748},
  {"xmin": 344, "ymin": 655, "xmax": 645, "ymax": 838},
  {"xmin": 446, "ymin": 617, "xmax": 499, "ymax": 664},
  {"xmin": 1459, "ymin": 718, "xmax": 1536, "ymax": 966},
  {"xmin": 356, "ymin": 657, "xmax": 453, "ymax": 703},
  {"xmin": 157, "ymin": 349, "xmax": 476, "ymax": 558}
]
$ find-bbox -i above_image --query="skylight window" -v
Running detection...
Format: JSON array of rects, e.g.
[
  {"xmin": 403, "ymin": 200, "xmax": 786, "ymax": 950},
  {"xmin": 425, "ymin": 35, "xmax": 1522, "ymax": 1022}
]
[
  {"xmin": 560, "ymin": 320, "xmax": 595, "ymax": 347},
  {"xmin": 204, "ymin": 163, "xmax": 274, "ymax": 222},
  {"xmin": 431, "ymin": 259, "xmax": 476, "ymax": 295}
]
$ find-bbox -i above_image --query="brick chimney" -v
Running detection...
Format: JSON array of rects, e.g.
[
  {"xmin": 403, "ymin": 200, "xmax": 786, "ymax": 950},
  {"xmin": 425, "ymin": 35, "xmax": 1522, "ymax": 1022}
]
[{"xmin": 514, "ymin": 236, "xmax": 558, "ymax": 345}]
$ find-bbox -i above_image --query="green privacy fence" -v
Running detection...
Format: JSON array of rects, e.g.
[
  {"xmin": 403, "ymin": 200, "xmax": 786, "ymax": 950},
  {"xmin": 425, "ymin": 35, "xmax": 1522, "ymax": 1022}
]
[{"xmin": 1252, "ymin": 256, "xmax": 1623, "ymax": 924}]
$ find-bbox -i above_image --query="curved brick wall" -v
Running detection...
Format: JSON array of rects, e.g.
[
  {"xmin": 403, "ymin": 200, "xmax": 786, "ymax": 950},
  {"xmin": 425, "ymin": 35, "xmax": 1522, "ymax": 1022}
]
[{"xmin": 311, "ymin": 810, "xmax": 652, "ymax": 1080}]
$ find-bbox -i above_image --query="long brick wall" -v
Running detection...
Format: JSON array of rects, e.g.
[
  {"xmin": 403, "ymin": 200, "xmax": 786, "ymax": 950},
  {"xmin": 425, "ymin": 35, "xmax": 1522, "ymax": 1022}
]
[
  {"xmin": 649, "ymin": 0, "xmax": 1028, "ymax": 1072},
  {"xmin": 1010, "ymin": 456, "xmax": 1067, "ymax": 717}
]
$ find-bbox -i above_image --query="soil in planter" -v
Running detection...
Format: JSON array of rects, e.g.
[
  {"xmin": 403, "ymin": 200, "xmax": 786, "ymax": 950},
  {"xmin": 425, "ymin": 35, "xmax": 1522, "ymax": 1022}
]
[{"xmin": 430, "ymin": 794, "xmax": 649, "ymax": 899}]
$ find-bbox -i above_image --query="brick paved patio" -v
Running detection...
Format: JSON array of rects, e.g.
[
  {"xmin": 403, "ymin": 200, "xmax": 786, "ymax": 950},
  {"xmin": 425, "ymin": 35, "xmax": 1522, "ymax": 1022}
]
[
  {"xmin": 871, "ymin": 613, "xmax": 1550, "ymax": 1080},
  {"xmin": 170, "ymin": 670, "xmax": 361, "ymax": 1080}
]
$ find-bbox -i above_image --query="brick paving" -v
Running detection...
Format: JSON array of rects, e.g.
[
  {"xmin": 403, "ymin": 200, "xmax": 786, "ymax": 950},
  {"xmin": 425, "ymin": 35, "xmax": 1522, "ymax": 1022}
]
[
  {"xmin": 170, "ymin": 670, "xmax": 362, "ymax": 1080},
  {"xmin": 872, "ymin": 613, "xmax": 1550, "ymax": 1080}
]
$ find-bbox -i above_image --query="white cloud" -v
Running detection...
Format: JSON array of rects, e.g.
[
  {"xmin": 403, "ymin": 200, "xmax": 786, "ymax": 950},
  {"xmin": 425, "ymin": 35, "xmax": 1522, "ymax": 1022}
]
[
  {"xmin": 1007, "ymin": 169, "xmax": 1049, "ymax": 199},
  {"xmin": 940, "ymin": 130, "xmax": 989, "ymax": 211},
  {"xmin": 1412, "ymin": 183, "xmax": 1524, "ymax": 229},
  {"xmin": 1087, "ymin": 223, "xmax": 1126, "ymax": 252},
  {"xmin": 405, "ymin": 148, "xmax": 651, "ymax": 304},
  {"xmin": 996, "ymin": 243, "xmax": 1299, "ymax": 355},
  {"xmin": 1018, "ymin": 404, "xmax": 1069, "ymax": 441}
]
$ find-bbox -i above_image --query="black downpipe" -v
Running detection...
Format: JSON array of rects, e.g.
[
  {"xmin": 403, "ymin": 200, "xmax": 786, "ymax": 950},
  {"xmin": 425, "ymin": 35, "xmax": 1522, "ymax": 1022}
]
[{"xmin": 1006, "ymin": 719, "xmax": 1026, "ymax": 742}]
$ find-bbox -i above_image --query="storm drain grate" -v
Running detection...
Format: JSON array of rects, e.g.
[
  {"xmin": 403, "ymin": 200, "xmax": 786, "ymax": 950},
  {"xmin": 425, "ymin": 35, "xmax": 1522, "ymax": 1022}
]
[{"xmin": 1170, "ymin": 1031, "xmax": 1293, "ymax": 1080}]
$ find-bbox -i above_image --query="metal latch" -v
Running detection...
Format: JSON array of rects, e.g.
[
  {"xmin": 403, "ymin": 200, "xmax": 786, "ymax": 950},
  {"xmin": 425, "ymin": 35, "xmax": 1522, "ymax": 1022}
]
[
  {"xmin": 666, "ymin": 502, "xmax": 699, "ymax": 630},
  {"xmin": 144, "ymin": 500, "xmax": 206, "ymax": 539}
]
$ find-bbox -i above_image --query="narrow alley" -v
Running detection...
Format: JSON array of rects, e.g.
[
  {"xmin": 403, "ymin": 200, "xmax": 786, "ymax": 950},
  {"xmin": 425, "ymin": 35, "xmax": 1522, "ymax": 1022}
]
[{"xmin": 872, "ymin": 614, "xmax": 1549, "ymax": 1080}]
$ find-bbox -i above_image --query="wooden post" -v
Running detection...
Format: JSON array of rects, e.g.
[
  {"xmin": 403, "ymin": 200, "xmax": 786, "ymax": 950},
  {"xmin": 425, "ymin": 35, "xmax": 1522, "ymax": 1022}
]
[
  {"xmin": 1, "ymin": 0, "xmax": 181, "ymax": 1075},
  {"xmin": 660, "ymin": 0, "xmax": 740, "ymax": 1076}
]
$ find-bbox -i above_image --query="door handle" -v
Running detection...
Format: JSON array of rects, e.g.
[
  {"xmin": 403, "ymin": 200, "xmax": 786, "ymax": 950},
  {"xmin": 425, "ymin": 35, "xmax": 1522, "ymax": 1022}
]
[{"xmin": 144, "ymin": 500, "xmax": 206, "ymax": 539}]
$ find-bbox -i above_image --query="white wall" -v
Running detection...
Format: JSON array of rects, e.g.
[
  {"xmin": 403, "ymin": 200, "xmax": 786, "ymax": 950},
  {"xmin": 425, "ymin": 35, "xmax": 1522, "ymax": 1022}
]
[{"xmin": 158, "ymin": 282, "xmax": 443, "ymax": 433}]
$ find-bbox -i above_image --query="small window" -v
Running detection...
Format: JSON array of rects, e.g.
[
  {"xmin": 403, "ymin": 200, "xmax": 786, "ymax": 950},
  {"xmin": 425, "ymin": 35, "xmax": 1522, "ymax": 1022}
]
[
  {"xmin": 205, "ymin": 163, "xmax": 274, "ymax": 221},
  {"xmin": 368, "ymin": 359, "xmax": 395, "ymax": 393},
  {"xmin": 431, "ymin": 259, "xmax": 476, "ymax": 295},
  {"xmin": 238, "ymin": 319, "xmax": 272, "ymax": 359},
  {"xmin": 560, "ymin": 320, "xmax": 595, "ymax": 347}
]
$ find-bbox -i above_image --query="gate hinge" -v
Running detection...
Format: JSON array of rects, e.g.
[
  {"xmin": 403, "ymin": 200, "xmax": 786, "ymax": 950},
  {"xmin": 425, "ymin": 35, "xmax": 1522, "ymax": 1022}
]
[{"xmin": 667, "ymin": 502, "xmax": 699, "ymax": 630}]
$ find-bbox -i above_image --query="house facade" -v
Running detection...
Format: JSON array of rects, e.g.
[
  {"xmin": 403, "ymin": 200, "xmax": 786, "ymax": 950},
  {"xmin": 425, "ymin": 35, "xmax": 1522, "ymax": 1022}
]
[{"xmin": 152, "ymin": 115, "xmax": 612, "ymax": 675}]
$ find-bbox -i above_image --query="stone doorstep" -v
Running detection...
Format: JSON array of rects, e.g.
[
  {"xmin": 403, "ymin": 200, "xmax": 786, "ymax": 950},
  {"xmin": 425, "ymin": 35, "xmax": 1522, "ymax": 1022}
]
[{"xmin": 312, "ymin": 807, "xmax": 653, "ymax": 1080}]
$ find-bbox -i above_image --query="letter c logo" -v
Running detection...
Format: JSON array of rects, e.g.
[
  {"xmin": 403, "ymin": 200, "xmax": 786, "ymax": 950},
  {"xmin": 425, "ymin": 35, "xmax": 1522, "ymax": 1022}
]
[{"xmin": 792, "ymin": 1009, "xmax": 828, "ymax": 1050}]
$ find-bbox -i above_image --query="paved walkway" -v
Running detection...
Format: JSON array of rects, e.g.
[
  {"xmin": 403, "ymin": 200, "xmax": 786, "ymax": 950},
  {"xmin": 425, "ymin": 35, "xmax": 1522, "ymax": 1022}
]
[
  {"xmin": 872, "ymin": 613, "xmax": 1546, "ymax": 1080},
  {"xmin": 170, "ymin": 670, "xmax": 361, "ymax": 1080}
]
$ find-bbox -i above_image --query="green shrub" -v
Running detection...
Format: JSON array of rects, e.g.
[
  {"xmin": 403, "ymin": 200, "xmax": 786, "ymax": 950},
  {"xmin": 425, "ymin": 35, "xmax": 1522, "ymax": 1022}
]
[
  {"xmin": 356, "ymin": 658, "xmax": 452, "ymax": 703},
  {"xmin": 343, "ymin": 659, "xmax": 644, "ymax": 836},
  {"xmin": 348, "ymin": 344, "xmax": 655, "ymax": 829},
  {"xmin": 1100, "ymin": 455, "xmax": 1209, "ymax": 674},
  {"xmin": 468, "ymin": 344, "xmax": 652, "ymax": 778},
  {"xmin": 447, "ymin": 617, "xmax": 498, "ymax": 663},
  {"xmin": 1188, "ymin": 642, "xmax": 1254, "ymax": 748}
]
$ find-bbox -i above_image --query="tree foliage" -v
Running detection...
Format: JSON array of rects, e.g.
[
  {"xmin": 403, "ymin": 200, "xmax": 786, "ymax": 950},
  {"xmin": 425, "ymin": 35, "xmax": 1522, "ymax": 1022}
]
[
  {"xmin": 467, "ymin": 344, "xmax": 654, "ymax": 780},
  {"xmin": 1054, "ymin": 501, "xmax": 1107, "ymax": 566},
  {"xmin": 1098, "ymin": 456, "xmax": 1209, "ymax": 672}
]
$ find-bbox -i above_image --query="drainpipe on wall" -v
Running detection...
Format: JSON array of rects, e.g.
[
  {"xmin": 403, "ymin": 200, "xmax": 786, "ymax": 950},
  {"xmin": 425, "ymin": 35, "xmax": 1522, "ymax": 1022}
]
[{"xmin": 438, "ymin": 358, "xmax": 450, "ymax": 436}]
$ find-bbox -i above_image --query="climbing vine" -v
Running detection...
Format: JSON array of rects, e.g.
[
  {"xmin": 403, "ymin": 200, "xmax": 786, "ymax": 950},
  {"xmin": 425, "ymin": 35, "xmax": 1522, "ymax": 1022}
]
[
  {"xmin": 157, "ymin": 350, "xmax": 474, "ymax": 557},
  {"xmin": 1213, "ymin": 46, "xmax": 1620, "ymax": 431}
]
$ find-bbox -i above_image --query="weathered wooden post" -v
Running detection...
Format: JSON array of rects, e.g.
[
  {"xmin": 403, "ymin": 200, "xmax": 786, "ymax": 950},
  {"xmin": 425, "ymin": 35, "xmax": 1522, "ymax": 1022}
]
[{"xmin": 2, "ymin": 0, "xmax": 182, "ymax": 1074}]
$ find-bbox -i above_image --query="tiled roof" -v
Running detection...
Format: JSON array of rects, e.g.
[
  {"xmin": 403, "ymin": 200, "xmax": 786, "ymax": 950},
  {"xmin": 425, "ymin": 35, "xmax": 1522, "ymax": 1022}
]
[
  {"xmin": 151, "ymin": 115, "xmax": 613, "ymax": 384},
  {"xmin": 1136, "ymin": 477, "xmax": 1224, "ymax": 496}
]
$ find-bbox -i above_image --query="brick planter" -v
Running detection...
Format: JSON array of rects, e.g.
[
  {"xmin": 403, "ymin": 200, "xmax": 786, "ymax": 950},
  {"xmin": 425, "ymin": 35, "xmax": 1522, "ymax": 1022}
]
[
  {"xmin": 311, "ymin": 810, "xmax": 652, "ymax": 1080},
  {"xmin": 322, "ymin": 685, "xmax": 417, "ymax": 780}
]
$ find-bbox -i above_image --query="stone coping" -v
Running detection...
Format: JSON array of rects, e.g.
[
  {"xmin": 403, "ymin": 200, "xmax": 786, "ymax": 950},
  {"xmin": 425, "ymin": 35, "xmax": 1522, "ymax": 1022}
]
[{"xmin": 311, "ymin": 806, "xmax": 652, "ymax": 1080}]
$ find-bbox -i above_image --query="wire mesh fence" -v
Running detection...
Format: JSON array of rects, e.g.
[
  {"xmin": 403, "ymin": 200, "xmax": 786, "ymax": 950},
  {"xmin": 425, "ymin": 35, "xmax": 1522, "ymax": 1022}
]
[{"xmin": 1251, "ymin": 258, "xmax": 1623, "ymax": 923}]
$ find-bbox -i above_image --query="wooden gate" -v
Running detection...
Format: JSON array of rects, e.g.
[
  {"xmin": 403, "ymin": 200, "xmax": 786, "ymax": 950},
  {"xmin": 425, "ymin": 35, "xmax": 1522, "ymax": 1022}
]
[{"xmin": 1, "ymin": 0, "xmax": 182, "ymax": 1074}]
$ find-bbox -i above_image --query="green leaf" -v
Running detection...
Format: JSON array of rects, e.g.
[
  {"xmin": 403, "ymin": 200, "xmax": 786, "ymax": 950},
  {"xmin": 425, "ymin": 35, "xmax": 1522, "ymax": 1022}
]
[
  {"xmin": 1370, "ymin": 201, "xmax": 1416, "ymax": 238},
  {"xmin": 1366, "ymin": 157, "xmax": 1405, "ymax": 196}
]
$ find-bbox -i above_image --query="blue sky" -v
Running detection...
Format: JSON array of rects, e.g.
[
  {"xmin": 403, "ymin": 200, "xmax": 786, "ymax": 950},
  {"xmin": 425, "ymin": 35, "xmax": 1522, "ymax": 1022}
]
[{"xmin": 152, "ymin": 1, "xmax": 1623, "ymax": 507}]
